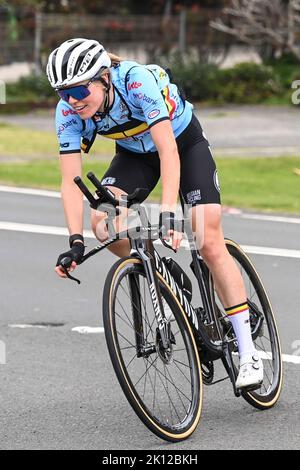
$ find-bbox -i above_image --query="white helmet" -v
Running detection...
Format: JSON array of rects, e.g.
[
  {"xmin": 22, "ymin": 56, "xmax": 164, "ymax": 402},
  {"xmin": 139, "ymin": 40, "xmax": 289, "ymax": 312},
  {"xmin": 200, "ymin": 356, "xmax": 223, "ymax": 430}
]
[{"xmin": 46, "ymin": 38, "xmax": 111, "ymax": 89}]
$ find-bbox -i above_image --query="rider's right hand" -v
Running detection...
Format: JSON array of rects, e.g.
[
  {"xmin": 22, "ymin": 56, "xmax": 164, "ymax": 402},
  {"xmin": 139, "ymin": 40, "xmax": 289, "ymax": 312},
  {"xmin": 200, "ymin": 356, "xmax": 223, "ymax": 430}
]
[{"xmin": 55, "ymin": 242, "xmax": 85, "ymax": 278}]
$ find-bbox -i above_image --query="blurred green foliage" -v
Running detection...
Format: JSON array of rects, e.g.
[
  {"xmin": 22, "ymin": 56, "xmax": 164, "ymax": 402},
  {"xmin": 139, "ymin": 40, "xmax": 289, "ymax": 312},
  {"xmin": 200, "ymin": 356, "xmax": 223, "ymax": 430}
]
[
  {"xmin": 265, "ymin": 53, "xmax": 300, "ymax": 88},
  {"xmin": 2, "ymin": 55, "xmax": 298, "ymax": 113},
  {"xmin": 170, "ymin": 61, "xmax": 283, "ymax": 104},
  {"xmin": 6, "ymin": 74, "xmax": 54, "ymax": 101}
]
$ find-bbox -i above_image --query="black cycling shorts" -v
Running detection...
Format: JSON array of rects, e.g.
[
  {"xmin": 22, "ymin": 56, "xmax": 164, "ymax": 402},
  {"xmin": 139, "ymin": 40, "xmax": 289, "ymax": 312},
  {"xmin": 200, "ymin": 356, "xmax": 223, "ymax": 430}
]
[{"xmin": 100, "ymin": 114, "xmax": 221, "ymax": 206}]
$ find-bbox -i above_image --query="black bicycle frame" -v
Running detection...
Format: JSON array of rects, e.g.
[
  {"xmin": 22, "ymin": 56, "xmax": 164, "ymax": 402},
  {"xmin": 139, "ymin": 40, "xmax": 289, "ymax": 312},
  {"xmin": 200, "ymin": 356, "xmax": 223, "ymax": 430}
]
[
  {"xmin": 72, "ymin": 174, "xmax": 240, "ymax": 395},
  {"xmin": 79, "ymin": 214, "xmax": 223, "ymax": 360}
]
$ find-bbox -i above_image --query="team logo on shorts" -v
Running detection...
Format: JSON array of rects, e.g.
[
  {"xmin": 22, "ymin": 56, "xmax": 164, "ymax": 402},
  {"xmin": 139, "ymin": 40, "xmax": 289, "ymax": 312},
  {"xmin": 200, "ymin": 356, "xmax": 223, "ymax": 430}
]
[
  {"xmin": 214, "ymin": 170, "xmax": 220, "ymax": 193},
  {"xmin": 187, "ymin": 189, "xmax": 202, "ymax": 204}
]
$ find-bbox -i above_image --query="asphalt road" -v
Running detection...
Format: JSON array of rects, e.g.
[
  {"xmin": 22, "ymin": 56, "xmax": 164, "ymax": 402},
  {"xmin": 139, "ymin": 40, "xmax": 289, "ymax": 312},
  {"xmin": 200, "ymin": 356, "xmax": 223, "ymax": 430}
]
[
  {"xmin": 0, "ymin": 189, "xmax": 300, "ymax": 450},
  {"xmin": 1, "ymin": 105, "xmax": 300, "ymax": 158}
]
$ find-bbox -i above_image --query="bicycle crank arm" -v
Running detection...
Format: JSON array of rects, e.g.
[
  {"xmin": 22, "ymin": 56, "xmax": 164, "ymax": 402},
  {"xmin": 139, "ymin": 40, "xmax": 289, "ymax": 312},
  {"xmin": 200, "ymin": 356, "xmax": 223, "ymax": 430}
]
[{"xmin": 221, "ymin": 342, "xmax": 241, "ymax": 397}]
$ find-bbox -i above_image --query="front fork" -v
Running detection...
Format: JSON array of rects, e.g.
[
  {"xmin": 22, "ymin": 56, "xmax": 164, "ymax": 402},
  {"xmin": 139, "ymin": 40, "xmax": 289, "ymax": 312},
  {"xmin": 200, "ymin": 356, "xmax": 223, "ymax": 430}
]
[{"xmin": 131, "ymin": 238, "xmax": 171, "ymax": 352}]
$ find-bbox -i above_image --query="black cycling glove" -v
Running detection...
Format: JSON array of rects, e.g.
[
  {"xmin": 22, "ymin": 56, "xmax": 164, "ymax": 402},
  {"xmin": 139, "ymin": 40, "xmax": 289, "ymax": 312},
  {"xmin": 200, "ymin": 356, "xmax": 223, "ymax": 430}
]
[
  {"xmin": 159, "ymin": 212, "xmax": 183, "ymax": 237},
  {"xmin": 56, "ymin": 238, "xmax": 85, "ymax": 268}
]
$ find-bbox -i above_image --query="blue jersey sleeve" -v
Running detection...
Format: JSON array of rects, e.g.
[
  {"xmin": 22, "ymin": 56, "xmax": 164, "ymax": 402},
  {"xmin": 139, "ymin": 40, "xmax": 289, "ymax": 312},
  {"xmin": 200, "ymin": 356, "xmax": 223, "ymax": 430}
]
[
  {"xmin": 55, "ymin": 101, "xmax": 83, "ymax": 155},
  {"xmin": 126, "ymin": 66, "xmax": 170, "ymax": 128}
]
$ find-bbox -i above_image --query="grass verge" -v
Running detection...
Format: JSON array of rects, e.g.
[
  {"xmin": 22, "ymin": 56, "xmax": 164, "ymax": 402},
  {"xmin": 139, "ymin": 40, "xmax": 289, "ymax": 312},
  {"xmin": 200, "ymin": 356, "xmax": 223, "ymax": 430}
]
[
  {"xmin": 0, "ymin": 123, "xmax": 114, "ymax": 157},
  {"xmin": 0, "ymin": 156, "xmax": 300, "ymax": 214}
]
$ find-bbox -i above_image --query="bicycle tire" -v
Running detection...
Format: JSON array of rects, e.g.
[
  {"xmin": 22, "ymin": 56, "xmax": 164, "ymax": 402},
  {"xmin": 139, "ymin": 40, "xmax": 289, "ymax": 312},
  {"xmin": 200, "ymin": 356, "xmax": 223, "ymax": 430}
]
[
  {"xmin": 103, "ymin": 256, "xmax": 203, "ymax": 442},
  {"xmin": 210, "ymin": 239, "xmax": 283, "ymax": 410}
]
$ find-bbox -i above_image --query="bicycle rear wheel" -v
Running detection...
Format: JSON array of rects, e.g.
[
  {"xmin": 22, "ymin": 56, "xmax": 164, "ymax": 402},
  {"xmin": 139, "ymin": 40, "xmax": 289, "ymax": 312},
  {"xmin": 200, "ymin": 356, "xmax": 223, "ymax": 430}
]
[
  {"xmin": 103, "ymin": 256, "xmax": 203, "ymax": 442},
  {"xmin": 209, "ymin": 239, "xmax": 283, "ymax": 410}
]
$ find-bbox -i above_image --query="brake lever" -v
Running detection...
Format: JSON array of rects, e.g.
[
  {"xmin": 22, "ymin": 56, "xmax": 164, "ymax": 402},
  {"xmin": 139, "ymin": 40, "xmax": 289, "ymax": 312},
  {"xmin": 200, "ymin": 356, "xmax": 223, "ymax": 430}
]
[
  {"xmin": 60, "ymin": 257, "xmax": 81, "ymax": 285},
  {"xmin": 160, "ymin": 237, "xmax": 177, "ymax": 253},
  {"xmin": 159, "ymin": 220, "xmax": 184, "ymax": 253},
  {"xmin": 63, "ymin": 268, "xmax": 81, "ymax": 285}
]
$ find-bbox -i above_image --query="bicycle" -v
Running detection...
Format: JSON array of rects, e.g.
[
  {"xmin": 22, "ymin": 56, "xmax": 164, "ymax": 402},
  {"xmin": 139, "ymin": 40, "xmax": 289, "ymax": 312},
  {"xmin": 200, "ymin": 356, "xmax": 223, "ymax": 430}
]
[{"xmin": 60, "ymin": 171, "xmax": 283, "ymax": 442}]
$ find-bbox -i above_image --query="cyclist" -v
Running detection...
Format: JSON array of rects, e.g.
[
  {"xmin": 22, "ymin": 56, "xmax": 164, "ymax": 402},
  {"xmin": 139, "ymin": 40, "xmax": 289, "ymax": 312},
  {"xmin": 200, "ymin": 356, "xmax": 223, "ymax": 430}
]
[{"xmin": 47, "ymin": 38, "xmax": 263, "ymax": 390}]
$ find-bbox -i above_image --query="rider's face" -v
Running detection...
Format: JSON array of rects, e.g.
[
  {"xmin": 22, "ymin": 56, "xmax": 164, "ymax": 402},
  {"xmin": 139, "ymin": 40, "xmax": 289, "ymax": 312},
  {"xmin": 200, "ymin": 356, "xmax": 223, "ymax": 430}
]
[{"xmin": 68, "ymin": 80, "xmax": 107, "ymax": 119}]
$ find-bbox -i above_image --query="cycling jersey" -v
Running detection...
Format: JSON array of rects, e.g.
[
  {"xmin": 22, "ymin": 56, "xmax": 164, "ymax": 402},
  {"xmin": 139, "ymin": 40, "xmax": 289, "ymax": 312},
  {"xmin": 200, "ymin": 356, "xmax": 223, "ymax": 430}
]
[
  {"xmin": 101, "ymin": 114, "xmax": 221, "ymax": 207},
  {"xmin": 55, "ymin": 60, "xmax": 193, "ymax": 154}
]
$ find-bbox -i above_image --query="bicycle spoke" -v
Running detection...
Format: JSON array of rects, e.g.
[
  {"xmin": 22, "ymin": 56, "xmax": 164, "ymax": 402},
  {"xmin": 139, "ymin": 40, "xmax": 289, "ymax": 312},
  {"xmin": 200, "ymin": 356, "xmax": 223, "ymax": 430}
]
[
  {"xmin": 165, "ymin": 364, "xmax": 189, "ymax": 418},
  {"xmin": 131, "ymin": 275, "xmax": 155, "ymax": 338},
  {"xmin": 256, "ymin": 342, "xmax": 274, "ymax": 374},
  {"xmin": 134, "ymin": 355, "xmax": 159, "ymax": 389},
  {"xmin": 120, "ymin": 345, "xmax": 136, "ymax": 351},
  {"xmin": 163, "ymin": 363, "xmax": 174, "ymax": 425},
  {"xmin": 116, "ymin": 330, "xmax": 137, "ymax": 349},
  {"xmin": 116, "ymin": 288, "xmax": 137, "ymax": 327},
  {"xmin": 115, "ymin": 308, "xmax": 140, "ymax": 336},
  {"xmin": 142, "ymin": 356, "xmax": 148, "ymax": 401},
  {"xmin": 173, "ymin": 357, "xmax": 192, "ymax": 371},
  {"xmin": 126, "ymin": 352, "xmax": 138, "ymax": 369},
  {"xmin": 109, "ymin": 262, "xmax": 201, "ymax": 433},
  {"xmin": 119, "ymin": 281, "xmax": 152, "ymax": 332},
  {"xmin": 152, "ymin": 358, "xmax": 157, "ymax": 414},
  {"xmin": 260, "ymin": 334, "xmax": 272, "ymax": 344},
  {"xmin": 257, "ymin": 345, "xmax": 274, "ymax": 374},
  {"xmin": 150, "ymin": 360, "xmax": 192, "ymax": 403},
  {"xmin": 143, "ymin": 357, "xmax": 165, "ymax": 421},
  {"xmin": 153, "ymin": 360, "xmax": 181, "ymax": 422}
]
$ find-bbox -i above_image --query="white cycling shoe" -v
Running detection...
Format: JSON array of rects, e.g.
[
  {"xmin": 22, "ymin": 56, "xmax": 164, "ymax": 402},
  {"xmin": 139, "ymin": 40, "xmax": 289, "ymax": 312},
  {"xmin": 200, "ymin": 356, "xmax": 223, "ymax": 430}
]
[{"xmin": 236, "ymin": 352, "xmax": 264, "ymax": 390}]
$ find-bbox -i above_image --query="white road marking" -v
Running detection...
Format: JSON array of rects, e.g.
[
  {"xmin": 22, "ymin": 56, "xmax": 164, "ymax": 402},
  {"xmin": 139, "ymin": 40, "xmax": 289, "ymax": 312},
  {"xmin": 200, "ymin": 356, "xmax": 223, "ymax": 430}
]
[
  {"xmin": 1, "ymin": 221, "xmax": 300, "ymax": 259},
  {"xmin": 239, "ymin": 213, "xmax": 300, "ymax": 225},
  {"xmin": 0, "ymin": 185, "xmax": 61, "ymax": 198},
  {"xmin": 1, "ymin": 185, "xmax": 300, "ymax": 225},
  {"xmin": 241, "ymin": 245, "xmax": 300, "ymax": 259},
  {"xmin": 0, "ymin": 221, "xmax": 94, "ymax": 238},
  {"xmin": 8, "ymin": 324, "xmax": 47, "ymax": 329},
  {"xmin": 282, "ymin": 354, "xmax": 300, "ymax": 364},
  {"xmin": 259, "ymin": 351, "xmax": 300, "ymax": 364},
  {"xmin": 71, "ymin": 326, "xmax": 104, "ymax": 334},
  {"xmin": 7, "ymin": 324, "xmax": 300, "ymax": 364},
  {"xmin": 1, "ymin": 188, "xmax": 298, "ymax": 364}
]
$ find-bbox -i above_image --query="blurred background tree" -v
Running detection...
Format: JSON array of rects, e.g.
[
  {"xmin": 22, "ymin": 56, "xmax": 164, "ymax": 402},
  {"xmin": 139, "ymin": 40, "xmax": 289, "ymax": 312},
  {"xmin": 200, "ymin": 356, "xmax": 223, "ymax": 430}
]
[
  {"xmin": 0, "ymin": 0, "xmax": 229, "ymax": 14},
  {"xmin": 211, "ymin": 0, "xmax": 300, "ymax": 61},
  {"xmin": 0, "ymin": 0, "xmax": 298, "ymax": 109}
]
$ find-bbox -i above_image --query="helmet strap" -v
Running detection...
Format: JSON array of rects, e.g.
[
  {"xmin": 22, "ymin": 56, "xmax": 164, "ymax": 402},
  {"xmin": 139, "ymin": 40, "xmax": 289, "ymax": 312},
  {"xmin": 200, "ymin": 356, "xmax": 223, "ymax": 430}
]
[{"xmin": 95, "ymin": 76, "xmax": 111, "ymax": 118}]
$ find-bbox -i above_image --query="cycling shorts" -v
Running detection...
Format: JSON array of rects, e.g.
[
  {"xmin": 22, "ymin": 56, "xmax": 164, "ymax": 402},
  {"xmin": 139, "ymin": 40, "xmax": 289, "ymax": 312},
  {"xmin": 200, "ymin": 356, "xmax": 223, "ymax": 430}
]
[{"xmin": 100, "ymin": 114, "xmax": 221, "ymax": 206}]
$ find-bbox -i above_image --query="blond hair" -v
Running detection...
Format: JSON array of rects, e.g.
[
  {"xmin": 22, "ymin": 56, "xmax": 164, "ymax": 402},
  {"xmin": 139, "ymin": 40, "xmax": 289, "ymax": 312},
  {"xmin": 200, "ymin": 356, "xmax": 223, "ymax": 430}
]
[
  {"xmin": 108, "ymin": 52, "xmax": 123, "ymax": 67},
  {"xmin": 96, "ymin": 53, "xmax": 123, "ymax": 82}
]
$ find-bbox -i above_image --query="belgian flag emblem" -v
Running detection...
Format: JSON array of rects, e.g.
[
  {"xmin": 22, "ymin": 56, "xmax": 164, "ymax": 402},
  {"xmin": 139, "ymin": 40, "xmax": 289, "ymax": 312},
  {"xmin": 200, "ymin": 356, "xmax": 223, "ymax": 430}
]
[{"xmin": 162, "ymin": 86, "xmax": 176, "ymax": 120}]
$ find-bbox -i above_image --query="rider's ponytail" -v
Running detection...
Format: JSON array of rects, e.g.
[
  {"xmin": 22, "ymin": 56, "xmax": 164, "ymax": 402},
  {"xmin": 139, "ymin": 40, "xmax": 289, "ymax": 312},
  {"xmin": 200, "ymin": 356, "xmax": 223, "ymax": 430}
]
[{"xmin": 107, "ymin": 52, "xmax": 123, "ymax": 67}]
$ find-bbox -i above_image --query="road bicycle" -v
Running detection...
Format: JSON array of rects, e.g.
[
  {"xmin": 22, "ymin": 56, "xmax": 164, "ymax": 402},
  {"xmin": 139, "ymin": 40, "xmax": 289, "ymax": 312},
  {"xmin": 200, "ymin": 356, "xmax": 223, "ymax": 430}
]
[{"xmin": 60, "ymin": 171, "xmax": 283, "ymax": 442}]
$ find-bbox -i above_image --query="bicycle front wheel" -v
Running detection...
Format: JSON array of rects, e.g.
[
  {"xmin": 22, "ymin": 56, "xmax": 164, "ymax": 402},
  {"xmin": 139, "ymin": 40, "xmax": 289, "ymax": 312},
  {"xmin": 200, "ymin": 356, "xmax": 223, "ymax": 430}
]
[
  {"xmin": 103, "ymin": 256, "xmax": 203, "ymax": 442},
  {"xmin": 210, "ymin": 239, "xmax": 283, "ymax": 410}
]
